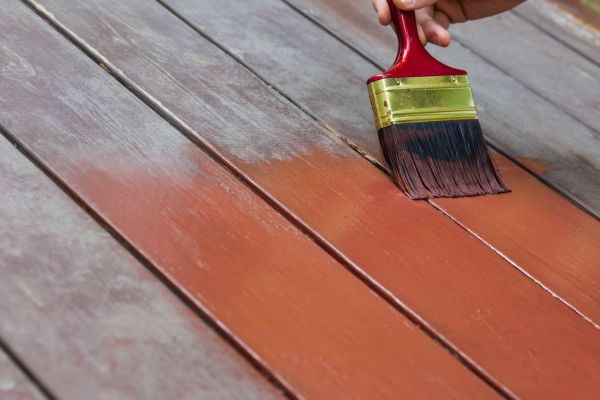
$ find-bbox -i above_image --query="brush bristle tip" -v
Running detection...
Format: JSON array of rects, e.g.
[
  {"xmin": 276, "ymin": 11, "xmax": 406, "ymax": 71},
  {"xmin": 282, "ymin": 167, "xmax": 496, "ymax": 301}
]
[{"xmin": 379, "ymin": 119, "xmax": 509, "ymax": 199}]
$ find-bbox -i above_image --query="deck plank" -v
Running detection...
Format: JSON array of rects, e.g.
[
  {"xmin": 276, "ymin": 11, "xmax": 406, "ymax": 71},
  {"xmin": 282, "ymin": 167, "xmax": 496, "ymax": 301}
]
[
  {"xmin": 450, "ymin": 8, "xmax": 600, "ymax": 158},
  {"xmin": 515, "ymin": 0, "xmax": 600, "ymax": 68},
  {"xmin": 18, "ymin": 0, "xmax": 600, "ymax": 398},
  {"xmin": 0, "ymin": 2, "xmax": 496, "ymax": 398},
  {"xmin": 0, "ymin": 134, "xmax": 281, "ymax": 400},
  {"xmin": 0, "ymin": 351, "xmax": 46, "ymax": 400}
]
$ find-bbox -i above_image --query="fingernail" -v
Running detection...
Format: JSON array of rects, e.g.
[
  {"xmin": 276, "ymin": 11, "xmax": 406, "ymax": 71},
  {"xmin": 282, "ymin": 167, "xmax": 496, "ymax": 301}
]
[{"xmin": 401, "ymin": 0, "xmax": 416, "ymax": 7}]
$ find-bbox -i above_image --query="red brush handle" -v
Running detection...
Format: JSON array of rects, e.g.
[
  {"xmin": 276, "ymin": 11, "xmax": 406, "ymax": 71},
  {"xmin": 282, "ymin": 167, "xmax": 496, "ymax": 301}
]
[{"xmin": 367, "ymin": 1, "xmax": 465, "ymax": 83}]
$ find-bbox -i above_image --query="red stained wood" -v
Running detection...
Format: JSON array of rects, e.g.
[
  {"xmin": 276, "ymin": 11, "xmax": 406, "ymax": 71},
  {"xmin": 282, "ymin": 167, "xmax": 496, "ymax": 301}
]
[
  {"xmin": 17, "ymin": 0, "xmax": 600, "ymax": 397},
  {"xmin": 0, "ymin": 351, "xmax": 45, "ymax": 400},
  {"xmin": 434, "ymin": 153, "xmax": 600, "ymax": 325},
  {"xmin": 0, "ymin": 2, "xmax": 496, "ymax": 398},
  {"xmin": 0, "ymin": 130, "xmax": 281, "ymax": 399}
]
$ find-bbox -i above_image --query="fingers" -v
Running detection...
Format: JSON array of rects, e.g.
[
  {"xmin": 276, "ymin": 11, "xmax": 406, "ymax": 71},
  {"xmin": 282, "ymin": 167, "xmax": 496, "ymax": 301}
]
[
  {"xmin": 416, "ymin": 8, "xmax": 451, "ymax": 47},
  {"xmin": 373, "ymin": 0, "xmax": 439, "ymax": 25},
  {"xmin": 372, "ymin": 0, "xmax": 452, "ymax": 47},
  {"xmin": 416, "ymin": 23, "xmax": 427, "ymax": 46},
  {"xmin": 372, "ymin": 0, "xmax": 392, "ymax": 25}
]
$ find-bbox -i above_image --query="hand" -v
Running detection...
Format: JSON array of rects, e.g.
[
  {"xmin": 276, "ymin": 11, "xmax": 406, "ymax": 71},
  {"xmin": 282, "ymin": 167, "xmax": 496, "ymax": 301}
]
[{"xmin": 371, "ymin": 0, "xmax": 524, "ymax": 47}]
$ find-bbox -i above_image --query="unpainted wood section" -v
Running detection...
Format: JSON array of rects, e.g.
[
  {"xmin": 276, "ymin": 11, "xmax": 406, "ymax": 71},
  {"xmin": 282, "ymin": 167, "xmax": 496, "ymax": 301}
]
[
  {"xmin": 0, "ymin": 2, "xmax": 496, "ymax": 398},
  {"xmin": 515, "ymin": 0, "xmax": 600, "ymax": 66},
  {"xmin": 0, "ymin": 351, "xmax": 46, "ymax": 400},
  {"xmin": 24, "ymin": 0, "xmax": 600, "ymax": 397},
  {"xmin": 0, "ymin": 138, "xmax": 281, "ymax": 400},
  {"xmin": 451, "ymin": 9, "xmax": 600, "ymax": 142}
]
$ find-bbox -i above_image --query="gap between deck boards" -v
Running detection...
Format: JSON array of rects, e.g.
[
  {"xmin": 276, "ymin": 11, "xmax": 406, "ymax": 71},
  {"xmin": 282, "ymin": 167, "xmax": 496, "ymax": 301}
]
[{"xmin": 0, "ymin": 336, "xmax": 54, "ymax": 400}]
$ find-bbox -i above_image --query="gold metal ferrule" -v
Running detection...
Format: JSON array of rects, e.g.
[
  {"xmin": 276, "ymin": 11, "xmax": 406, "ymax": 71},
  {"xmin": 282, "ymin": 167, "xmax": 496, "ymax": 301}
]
[{"xmin": 367, "ymin": 75, "xmax": 478, "ymax": 130}]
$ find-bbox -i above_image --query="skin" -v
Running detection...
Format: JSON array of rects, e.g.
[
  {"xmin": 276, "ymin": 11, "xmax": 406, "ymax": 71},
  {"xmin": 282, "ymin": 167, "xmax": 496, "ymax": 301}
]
[{"xmin": 372, "ymin": 0, "xmax": 525, "ymax": 46}]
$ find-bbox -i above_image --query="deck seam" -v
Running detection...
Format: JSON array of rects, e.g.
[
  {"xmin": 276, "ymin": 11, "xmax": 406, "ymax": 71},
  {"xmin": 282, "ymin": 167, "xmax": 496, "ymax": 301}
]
[
  {"xmin": 429, "ymin": 202, "xmax": 600, "ymax": 330},
  {"xmin": 512, "ymin": 7, "xmax": 600, "ymax": 69},
  {"xmin": 18, "ymin": 0, "xmax": 515, "ymax": 397},
  {"xmin": 0, "ymin": 334, "xmax": 56, "ymax": 400}
]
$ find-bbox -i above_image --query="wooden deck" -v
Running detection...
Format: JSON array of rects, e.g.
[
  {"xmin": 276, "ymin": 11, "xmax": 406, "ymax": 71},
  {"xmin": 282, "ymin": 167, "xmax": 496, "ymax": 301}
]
[{"xmin": 1, "ymin": 0, "xmax": 599, "ymax": 398}]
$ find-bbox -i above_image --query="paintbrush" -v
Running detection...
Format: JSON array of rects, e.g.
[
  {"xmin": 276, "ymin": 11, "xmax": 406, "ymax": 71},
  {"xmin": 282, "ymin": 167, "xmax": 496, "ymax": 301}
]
[{"xmin": 367, "ymin": 2, "xmax": 509, "ymax": 198}]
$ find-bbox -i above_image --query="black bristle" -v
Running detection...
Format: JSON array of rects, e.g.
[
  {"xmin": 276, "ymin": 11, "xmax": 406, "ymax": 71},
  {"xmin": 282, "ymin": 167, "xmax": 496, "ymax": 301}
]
[{"xmin": 378, "ymin": 119, "xmax": 510, "ymax": 199}]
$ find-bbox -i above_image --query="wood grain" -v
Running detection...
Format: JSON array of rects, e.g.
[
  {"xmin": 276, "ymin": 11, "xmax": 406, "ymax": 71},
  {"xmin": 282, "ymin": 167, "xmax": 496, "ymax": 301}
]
[
  {"xmin": 515, "ymin": 0, "xmax": 600, "ymax": 68},
  {"xmin": 434, "ymin": 153, "xmax": 600, "ymax": 325},
  {"xmin": 0, "ymin": 2, "xmax": 496, "ymax": 398},
  {"xmin": 450, "ymin": 9, "xmax": 600, "ymax": 152},
  {"xmin": 20, "ymin": 0, "xmax": 600, "ymax": 397},
  {"xmin": 0, "ymin": 133, "xmax": 282, "ymax": 399},
  {"xmin": 280, "ymin": 0, "xmax": 600, "ymax": 217},
  {"xmin": 0, "ymin": 351, "xmax": 46, "ymax": 400},
  {"xmin": 546, "ymin": 0, "xmax": 600, "ymax": 34}
]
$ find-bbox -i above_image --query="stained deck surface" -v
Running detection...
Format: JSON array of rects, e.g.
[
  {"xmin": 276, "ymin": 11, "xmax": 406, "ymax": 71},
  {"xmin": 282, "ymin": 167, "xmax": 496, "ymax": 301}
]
[{"xmin": 1, "ymin": 0, "xmax": 600, "ymax": 398}]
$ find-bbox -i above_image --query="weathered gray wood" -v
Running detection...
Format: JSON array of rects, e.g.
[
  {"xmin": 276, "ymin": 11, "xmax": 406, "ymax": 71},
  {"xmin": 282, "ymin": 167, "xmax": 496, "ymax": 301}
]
[
  {"xmin": 16, "ymin": 0, "xmax": 600, "ymax": 398},
  {"xmin": 0, "ymin": 2, "xmax": 497, "ymax": 398},
  {"xmin": 283, "ymin": 0, "xmax": 600, "ymax": 216},
  {"xmin": 450, "ymin": 7, "xmax": 600, "ymax": 156},
  {"xmin": 515, "ymin": 0, "xmax": 600, "ymax": 67},
  {"xmin": 0, "ymin": 351, "xmax": 46, "ymax": 400},
  {"xmin": 0, "ymin": 140, "xmax": 282, "ymax": 400}
]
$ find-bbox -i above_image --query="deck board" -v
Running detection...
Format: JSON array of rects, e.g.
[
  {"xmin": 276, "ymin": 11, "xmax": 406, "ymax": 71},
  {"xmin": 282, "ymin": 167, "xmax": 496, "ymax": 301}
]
[
  {"xmin": 0, "ymin": 351, "xmax": 46, "ymax": 400},
  {"xmin": 451, "ymin": 8, "xmax": 600, "ymax": 148},
  {"xmin": 514, "ymin": 0, "xmax": 600, "ymax": 73},
  {"xmin": 16, "ymin": 0, "xmax": 600, "ymax": 397},
  {"xmin": 517, "ymin": 0, "xmax": 600, "ymax": 66},
  {"xmin": 0, "ymin": 134, "xmax": 281, "ymax": 399},
  {"xmin": 0, "ymin": 2, "xmax": 496, "ymax": 398}
]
